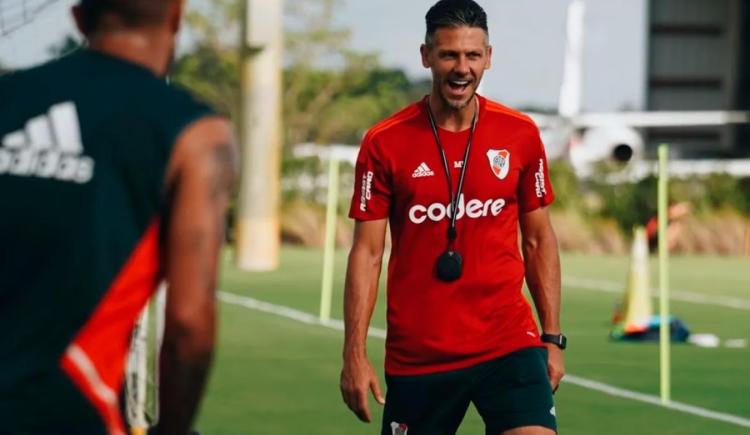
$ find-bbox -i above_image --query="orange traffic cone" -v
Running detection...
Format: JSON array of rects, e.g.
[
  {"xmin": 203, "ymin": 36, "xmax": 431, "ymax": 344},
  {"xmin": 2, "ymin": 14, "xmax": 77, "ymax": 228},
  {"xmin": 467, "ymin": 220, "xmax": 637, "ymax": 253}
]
[{"xmin": 616, "ymin": 226, "xmax": 653, "ymax": 333}]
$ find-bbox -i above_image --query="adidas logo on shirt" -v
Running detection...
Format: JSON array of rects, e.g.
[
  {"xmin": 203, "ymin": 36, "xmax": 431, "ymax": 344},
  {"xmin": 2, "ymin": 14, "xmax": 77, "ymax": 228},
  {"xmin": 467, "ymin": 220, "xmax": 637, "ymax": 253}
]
[
  {"xmin": 412, "ymin": 162, "xmax": 434, "ymax": 178},
  {"xmin": 0, "ymin": 101, "xmax": 94, "ymax": 184}
]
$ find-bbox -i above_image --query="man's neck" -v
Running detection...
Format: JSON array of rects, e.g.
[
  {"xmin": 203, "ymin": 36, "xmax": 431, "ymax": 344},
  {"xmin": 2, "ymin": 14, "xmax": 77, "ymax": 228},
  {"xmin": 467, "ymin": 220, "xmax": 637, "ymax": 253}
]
[
  {"xmin": 428, "ymin": 93, "xmax": 478, "ymax": 132},
  {"xmin": 88, "ymin": 30, "xmax": 170, "ymax": 77}
]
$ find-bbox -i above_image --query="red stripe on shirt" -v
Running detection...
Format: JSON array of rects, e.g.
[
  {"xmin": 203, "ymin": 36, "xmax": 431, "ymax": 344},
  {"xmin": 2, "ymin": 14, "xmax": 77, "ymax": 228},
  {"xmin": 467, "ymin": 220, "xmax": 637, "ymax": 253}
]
[
  {"xmin": 365, "ymin": 104, "xmax": 422, "ymax": 140},
  {"xmin": 60, "ymin": 220, "xmax": 162, "ymax": 435},
  {"xmin": 485, "ymin": 100, "xmax": 536, "ymax": 126}
]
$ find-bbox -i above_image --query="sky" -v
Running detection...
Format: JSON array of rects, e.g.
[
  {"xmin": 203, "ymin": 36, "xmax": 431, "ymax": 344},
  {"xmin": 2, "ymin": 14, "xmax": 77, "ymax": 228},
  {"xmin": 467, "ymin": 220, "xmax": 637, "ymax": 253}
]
[{"xmin": 0, "ymin": 0, "xmax": 647, "ymax": 112}]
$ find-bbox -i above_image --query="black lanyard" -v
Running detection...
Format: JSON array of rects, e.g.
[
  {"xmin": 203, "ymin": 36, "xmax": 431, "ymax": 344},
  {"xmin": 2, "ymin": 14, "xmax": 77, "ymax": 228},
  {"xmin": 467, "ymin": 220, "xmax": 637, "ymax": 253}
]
[{"xmin": 424, "ymin": 96, "xmax": 479, "ymax": 246}]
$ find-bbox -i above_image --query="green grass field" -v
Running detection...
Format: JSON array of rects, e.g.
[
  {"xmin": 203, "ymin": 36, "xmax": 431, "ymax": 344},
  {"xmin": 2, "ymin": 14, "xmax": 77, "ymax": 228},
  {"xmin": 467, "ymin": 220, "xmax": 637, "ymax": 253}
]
[{"xmin": 195, "ymin": 247, "xmax": 750, "ymax": 434}]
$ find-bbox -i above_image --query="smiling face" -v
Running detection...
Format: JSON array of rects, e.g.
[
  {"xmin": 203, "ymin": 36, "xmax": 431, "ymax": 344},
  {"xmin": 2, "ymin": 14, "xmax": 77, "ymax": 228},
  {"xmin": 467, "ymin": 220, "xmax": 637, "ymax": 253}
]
[{"xmin": 421, "ymin": 25, "xmax": 492, "ymax": 112}]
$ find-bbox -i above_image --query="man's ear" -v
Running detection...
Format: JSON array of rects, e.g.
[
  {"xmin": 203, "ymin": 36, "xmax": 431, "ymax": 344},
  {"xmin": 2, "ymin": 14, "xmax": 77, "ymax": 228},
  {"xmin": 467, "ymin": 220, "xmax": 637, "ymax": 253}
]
[
  {"xmin": 168, "ymin": 0, "xmax": 184, "ymax": 35},
  {"xmin": 485, "ymin": 44, "xmax": 493, "ymax": 70},
  {"xmin": 71, "ymin": 5, "xmax": 89, "ymax": 35},
  {"xmin": 420, "ymin": 44, "xmax": 431, "ymax": 69}
]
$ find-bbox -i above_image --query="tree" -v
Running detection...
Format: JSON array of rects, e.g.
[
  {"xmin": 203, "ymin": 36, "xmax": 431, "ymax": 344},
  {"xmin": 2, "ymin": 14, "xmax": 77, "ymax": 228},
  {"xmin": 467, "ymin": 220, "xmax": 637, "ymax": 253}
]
[
  {"xmin": 170, "ymin": 0, "xmax": 242, "ymax": 119},
  {"xmin": 171, "ymin": 44, "xmax": 240, "ymax": 119},
  {"xmin": 170, "ymin": 0, "xmax": 427, "ymax": 147}
]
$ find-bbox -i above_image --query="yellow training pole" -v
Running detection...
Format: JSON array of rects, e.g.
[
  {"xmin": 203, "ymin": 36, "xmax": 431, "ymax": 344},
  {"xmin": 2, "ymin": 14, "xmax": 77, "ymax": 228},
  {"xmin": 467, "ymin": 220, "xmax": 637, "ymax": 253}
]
[
  {"xmin": 320, "ymin": 157, "xmax": 340, "ymax": 322},
  {"xmin": 658, "ymin": 144, "xmax": 671, "ymax": 404}
]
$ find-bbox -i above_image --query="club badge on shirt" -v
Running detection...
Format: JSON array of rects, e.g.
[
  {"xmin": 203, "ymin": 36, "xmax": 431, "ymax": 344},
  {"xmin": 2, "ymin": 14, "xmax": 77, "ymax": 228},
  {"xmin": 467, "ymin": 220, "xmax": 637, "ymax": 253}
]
[
  {"xmin": 486, "ymin": 149, "xmax": 510, "ymax": 180},
  {"xmin": 391, "ymin": 422, "xmax": 408, "ymax": 435}
]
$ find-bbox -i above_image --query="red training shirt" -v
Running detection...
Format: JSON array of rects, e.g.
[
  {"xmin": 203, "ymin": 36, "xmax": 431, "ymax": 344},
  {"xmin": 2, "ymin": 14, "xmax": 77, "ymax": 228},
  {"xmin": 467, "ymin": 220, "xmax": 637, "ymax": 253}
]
[{"xmin": 349, "ymin": 95, "xmax": 555, "ymax": 376}]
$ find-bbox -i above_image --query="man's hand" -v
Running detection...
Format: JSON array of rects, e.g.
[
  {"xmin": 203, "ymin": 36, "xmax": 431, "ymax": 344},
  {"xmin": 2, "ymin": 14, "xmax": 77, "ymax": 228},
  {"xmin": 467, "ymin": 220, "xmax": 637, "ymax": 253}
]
[
  {"xmin": 340, "ymin": 354, "xmax": 385, "ymax": 422},
  {"xmin": 545, "ymin": 344, "xmax": 565, "ymax": 393},
  {"xmin": 341, "ymin": 220, "xmax": 387, "ymax": 423}
]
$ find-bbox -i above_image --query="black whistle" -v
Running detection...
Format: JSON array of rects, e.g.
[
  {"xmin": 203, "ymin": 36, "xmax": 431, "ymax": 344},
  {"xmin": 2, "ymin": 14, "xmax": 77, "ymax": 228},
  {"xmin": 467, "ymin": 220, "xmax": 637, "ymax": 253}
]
[{"xmin": 436, "ymin": 250, "xmax": 463, "ymax": 282}]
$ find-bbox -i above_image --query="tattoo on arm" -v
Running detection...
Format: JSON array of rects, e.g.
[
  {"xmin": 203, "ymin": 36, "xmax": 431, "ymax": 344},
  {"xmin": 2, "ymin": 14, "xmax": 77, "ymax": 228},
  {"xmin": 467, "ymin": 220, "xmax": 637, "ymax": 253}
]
[{"xmin": 209, "ymin": 143, "xmax": 238, "ymax": 202}]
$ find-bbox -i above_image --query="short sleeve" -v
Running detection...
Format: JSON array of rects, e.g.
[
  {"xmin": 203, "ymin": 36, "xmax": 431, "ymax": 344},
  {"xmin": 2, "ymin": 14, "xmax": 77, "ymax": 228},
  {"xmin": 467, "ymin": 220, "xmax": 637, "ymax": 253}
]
[
  {"xmin": 348, "ymin": 132, "xmax": 391, "ymax": 220},
  {"xmin": 517, "ymin": 127, "xmax": 555, "ymax": 213}
]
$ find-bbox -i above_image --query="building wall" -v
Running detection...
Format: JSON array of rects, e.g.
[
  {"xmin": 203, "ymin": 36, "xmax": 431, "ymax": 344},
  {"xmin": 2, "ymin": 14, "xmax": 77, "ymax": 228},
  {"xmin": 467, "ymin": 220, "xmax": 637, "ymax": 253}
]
[
  {"xmin": 738, "ymin": 1, "xmax": 750, "ymax": 154},
  {"xmin": 646, "ymin": 0, "xmax": 748, "ymax": 156}
]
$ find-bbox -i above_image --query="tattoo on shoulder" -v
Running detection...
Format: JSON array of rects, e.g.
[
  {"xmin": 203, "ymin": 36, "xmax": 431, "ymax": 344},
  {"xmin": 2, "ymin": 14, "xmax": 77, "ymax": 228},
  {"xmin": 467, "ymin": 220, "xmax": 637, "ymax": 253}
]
[{"xmin": 210, "ymin": 143, "xmax": 237, "ymax": 200}]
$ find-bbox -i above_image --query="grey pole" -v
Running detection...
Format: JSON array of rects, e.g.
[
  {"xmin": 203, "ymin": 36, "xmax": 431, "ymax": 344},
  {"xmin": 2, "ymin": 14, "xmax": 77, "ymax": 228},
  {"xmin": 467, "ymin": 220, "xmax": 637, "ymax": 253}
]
[{"xmin": 235, "ymin": 0, "xmax": 284, "ymax": 270}]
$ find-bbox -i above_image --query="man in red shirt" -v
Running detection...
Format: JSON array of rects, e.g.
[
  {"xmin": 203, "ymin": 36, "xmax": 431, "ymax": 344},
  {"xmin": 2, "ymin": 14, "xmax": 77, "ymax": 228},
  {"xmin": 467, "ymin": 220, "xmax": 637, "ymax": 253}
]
[{"xmin": 340, "ymin": 1, "xmax": 565, "ymax": 434}]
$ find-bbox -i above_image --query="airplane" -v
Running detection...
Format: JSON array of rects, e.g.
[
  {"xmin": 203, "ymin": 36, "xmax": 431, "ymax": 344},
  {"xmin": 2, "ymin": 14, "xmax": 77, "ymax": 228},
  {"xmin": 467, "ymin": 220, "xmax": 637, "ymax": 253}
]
[{"xmin": 530, "ymin": 0, "xmax": 750, "ymax": 179}]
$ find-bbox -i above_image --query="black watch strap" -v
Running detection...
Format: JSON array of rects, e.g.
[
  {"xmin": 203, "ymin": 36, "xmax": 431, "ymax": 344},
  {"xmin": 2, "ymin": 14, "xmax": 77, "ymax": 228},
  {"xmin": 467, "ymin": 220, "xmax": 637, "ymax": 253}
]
[{"xmin": 541, "ymin": 333, "xmax": 567, "ymax": 350}]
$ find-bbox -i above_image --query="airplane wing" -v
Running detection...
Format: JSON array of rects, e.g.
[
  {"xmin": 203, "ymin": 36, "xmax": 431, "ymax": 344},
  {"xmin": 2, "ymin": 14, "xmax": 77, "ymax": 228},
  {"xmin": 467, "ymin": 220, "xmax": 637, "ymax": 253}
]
[{"xmin": 572, "ymin": 111, "xmax": 750, "ymax": 128}]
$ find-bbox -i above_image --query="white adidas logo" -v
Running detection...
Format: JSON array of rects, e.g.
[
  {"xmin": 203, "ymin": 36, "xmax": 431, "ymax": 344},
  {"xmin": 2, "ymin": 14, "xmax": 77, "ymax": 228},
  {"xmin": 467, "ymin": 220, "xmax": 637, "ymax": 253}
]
[
  {"xmin": 0, "ymin": 101, "xmax": 94, "ymax": 184},
  {"xmin": 412, "ymin": 162, "xmax": 434, "ymax": 178}
]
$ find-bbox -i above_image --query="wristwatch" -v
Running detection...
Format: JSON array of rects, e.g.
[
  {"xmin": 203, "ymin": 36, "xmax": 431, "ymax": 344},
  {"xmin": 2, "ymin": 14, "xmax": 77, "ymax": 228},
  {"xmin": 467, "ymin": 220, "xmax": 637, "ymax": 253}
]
[{"xmin": 541, "ymin": 333, "xmax": 567, "ymax": 350}]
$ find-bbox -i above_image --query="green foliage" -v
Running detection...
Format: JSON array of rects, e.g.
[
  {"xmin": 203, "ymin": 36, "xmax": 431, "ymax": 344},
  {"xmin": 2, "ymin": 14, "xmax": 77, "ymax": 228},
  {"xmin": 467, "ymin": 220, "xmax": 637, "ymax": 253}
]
[
  {"xmin": 285, "ymin": 64, "xmax": 428, "ymax": 145},
  {"xmin": 593, "ymin": 174, "xmax": 750, "ymax": 233},
  {"xmin": 168, "ymin": 0, "xmax": 427, "ymax": 149},
  {"xmin": 280, "ymin": 156, "xmax": 326, "ymax": 203},
  {"xmin": 688, "ymin": 173, "xmax": 750, "ymax": 214},
  {"xmin": 592, "ymin": 176, "xmax": 658, "ymax": 233},
  {"xmin": 171, "ymin": 44, "xmax": 240, "ymax": 119},
  {"xmin": 550, "ymin": 161, "xmax": 750, "ymax": 237},
  {"xmin": 548, "ymin": 161, "xmax": 581, "ymax": 211}
]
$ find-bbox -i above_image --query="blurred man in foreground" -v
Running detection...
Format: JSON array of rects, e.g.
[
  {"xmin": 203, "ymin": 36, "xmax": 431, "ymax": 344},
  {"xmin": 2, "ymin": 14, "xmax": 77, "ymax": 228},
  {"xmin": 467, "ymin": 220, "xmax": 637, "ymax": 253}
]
[
  {"xmin": 340, "ymin": 1, "xmax": 564, "ymax": 433},
  {"xmin": 0, "ymin": 1, "xmax": 236, "ymax": 433}
]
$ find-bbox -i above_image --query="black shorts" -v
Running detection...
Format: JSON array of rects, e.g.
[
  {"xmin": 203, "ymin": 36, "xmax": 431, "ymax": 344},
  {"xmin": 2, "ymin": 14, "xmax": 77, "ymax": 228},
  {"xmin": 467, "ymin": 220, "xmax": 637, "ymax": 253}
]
[{"xmin": 382, "ymin": 347, "xmax": 556, "ymax": 435}]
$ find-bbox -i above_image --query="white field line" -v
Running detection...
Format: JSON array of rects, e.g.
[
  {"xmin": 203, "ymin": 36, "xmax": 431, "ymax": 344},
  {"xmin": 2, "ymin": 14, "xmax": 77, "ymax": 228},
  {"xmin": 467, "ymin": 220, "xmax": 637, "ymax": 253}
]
[
  {"xmin": 218, "ymin": 291, "xmax": 750, "ymax": 430},
  {"xmin": 563, "ymin": 375, "xmax": 750, "ymax": 429},
  {"xmin": 218, "ymin": 292, "xmax": 385, "ymax": 339},
  {"xmin": 564, "ymin": 276, "xmax": 750, "ymax": 311}
]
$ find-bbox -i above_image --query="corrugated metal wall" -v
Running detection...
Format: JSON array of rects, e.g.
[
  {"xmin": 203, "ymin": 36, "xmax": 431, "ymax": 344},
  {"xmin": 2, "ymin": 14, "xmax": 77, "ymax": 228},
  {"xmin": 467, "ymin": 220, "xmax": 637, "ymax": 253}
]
[
  {"xmin": 646, "ymin": 0, "xmax": 748, "ymax": 156},
  {"xmin": 739, "ymin": 1, "xmax": 750, "ymax": 154}
]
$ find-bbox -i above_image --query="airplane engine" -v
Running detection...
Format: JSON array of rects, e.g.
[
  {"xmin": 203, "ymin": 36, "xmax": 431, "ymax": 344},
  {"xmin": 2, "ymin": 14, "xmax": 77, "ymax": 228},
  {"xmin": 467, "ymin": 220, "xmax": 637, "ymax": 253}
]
[{"xmin": 570, "ymin": 125, "xmax": 644, "ymax": 177}]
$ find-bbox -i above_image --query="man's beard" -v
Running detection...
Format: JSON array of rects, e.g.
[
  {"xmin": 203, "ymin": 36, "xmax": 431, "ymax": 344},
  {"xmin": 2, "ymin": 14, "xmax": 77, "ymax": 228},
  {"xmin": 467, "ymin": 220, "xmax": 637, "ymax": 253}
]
[
  {"xmin": 441, "ymin": 91, "xmax": 475, "ymax": 110},
  {"xmin": 434, "ymin": 72, "xmax": 482, "ymax": 111},
  {"xmin": 439, "ymin": 86, "xmax": 476, "ymax": 111}
]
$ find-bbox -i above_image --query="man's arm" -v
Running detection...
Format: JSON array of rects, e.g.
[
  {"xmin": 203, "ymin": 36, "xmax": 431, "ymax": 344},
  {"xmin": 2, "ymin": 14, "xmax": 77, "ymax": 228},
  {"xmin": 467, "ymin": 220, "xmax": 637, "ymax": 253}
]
[
  {"xmin": 340, "ymin": 219, "xmax": 387, "ymax": 423},
  {"xmin": 519, "ymin": 206, "xmax": 565, "ymax": 391},
  {"xmin": 156, "ymin": 117, "xmax": 238, "ymax": 435}
]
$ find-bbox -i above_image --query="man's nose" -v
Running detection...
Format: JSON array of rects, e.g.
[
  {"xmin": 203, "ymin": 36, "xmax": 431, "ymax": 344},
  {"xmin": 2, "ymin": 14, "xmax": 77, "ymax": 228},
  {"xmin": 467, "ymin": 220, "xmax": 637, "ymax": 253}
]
[{"xmin": 454, "ymin": 55, "xmax": 470, "ymax": 76}]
